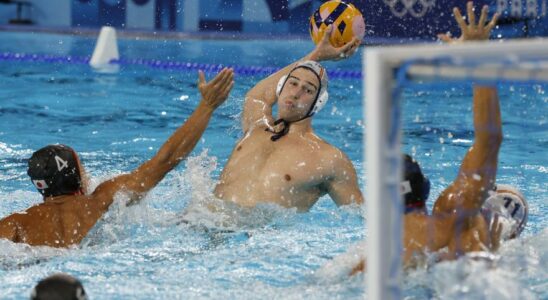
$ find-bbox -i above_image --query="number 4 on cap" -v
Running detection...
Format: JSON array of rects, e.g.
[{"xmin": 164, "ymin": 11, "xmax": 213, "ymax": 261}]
[{"xmin": 55, "ymin": 155, "xmax": 69, "ymax": 171}]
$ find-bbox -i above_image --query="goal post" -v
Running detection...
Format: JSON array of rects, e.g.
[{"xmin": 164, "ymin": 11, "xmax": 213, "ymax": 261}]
[{"xmin": 364, "ymin": 38, "xmax": 548, "ymax": 300}]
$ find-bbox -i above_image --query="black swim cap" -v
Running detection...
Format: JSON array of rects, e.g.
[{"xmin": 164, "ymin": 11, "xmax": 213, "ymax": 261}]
[
  {"xmin": 30, "ymin": 273, "xmax": 88, "ymax": 300},
  {"xmin": 27, "ymin": 145, "xmax": 81, "ymax": 197},
  {"xmin": 402, "ymin": 154, "xmax": 430, "ymax": 213}
]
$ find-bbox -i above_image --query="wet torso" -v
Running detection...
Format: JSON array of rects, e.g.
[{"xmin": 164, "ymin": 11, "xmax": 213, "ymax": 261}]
[
  {"xmin": 214, "ymin": 127, "xmax": 343, "ymax": 211},
  {"xmin": 1, "ymin": 195, "xmax": 104, "ymax": 247}
]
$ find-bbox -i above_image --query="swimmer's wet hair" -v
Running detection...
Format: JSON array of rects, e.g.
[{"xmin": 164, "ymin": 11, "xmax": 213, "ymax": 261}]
[
  {"xmin": 27, "ymin": 144, "xmax": 82, "ymax": 197},
  {"xmin": 30, "ymin": 273, "xmax": 87, "ymax": 300}
]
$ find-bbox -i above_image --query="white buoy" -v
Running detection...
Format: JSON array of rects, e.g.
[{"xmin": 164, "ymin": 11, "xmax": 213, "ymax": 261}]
[{"xmin": 90, "ymin": 26, "xmax": 119, "ymax": 70}]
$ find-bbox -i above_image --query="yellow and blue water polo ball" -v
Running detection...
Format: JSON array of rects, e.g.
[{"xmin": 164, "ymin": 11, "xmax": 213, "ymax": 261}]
[{"xmin": 310, "ymin": 0, "xmax": 365, "ymax": 47}]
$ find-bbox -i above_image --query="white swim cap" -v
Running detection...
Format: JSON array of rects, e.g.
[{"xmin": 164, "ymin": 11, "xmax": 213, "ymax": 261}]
[
  {"xmin": 482, "ymin": 184, "xmax": 528, "ymax": 240},
  {"xmin": 276, "ymin": 60, "xmax": 329, "ymax": 117}
]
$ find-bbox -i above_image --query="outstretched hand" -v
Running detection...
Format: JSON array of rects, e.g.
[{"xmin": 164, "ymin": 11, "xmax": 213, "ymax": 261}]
[
  {"xmin": 438, "ymin": 1, "xmax": 500, "ymax": 43},
  {"xmin": 198, "ymin": 68, "xmax": 234, "ymax": 111},
  {"xmin": 310, "ymin": 25, "xmax": 361, "ymax": 61}
]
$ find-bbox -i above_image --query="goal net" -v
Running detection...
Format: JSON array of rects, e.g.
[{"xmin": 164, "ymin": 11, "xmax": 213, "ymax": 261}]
[{"xmin": 364, "ymin": 38, "xmax": 548, "ymax": 299}]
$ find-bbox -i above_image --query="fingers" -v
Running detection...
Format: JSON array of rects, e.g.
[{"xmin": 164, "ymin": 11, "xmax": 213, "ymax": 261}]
[
  {"xmin": 437, "ymin": 33, "xmax": 453, "ymax": 43},
  {"xmin": 493, "ymin": 214, "xmax": 502, "ymax": 238},
  {"xmin": 221, "ymin": 80, "xmax": 234, "ymax": 98},
  {"xmin": 485, "ymin": 12, "xmax": 500, "ymax": 32},
  {"xmin": 320, "ymin": 25, "xmax": 333, "ymax": 45},
  {"xmin": 349, "ymin": 39, "xmax": 361, "ymax": 55},
  {"xmin": 217, "ymin": 70, "xmax": 234, "ymax": 93},
  {"xmin": 478, "ymin": 5, "xmax": 488, "ymax": 28},
  {"xmin": 346, "ymin": 38, "xmax": 360, "ymax": 57},
  {"xmin": 467, "ymin": 1, "xmax": 476, "ymax": 27},
  {"xmin": 198, "ymin": 70, "xmax": 206, "ymax": 86},
  {"xmin": 337, "ymin": 37, "xmax": 360, "ymax": 59},
  {"xmin": 338, "ymin": 40, "xmax": 354, "ymax": 53},
  {"xmin": 489, "ymin": 214, "xmax": 502, "ymax": 250},
  {"xmin": 453, "ymin": 7, "xmax": 467, "ymax": 30},
  {"xmin": 449, "ymin": 3, "xmax": 497, "ymax": 42},
  {"xmin": 209, "ymin": 67, "xmax": 230, "ymax": 86},
  {"xmin": 201, "ymin": 68, "xmax": 234, "ymax": 108}
]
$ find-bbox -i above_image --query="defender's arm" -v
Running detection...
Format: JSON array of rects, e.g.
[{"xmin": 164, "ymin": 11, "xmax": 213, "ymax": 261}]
[
  {"xmin": 433, "ymin": 2, "xmax": 502, "ymax": 215},
  {"xmin": 90, "ymin": 69, "xmax": 234, "ymax": 211}
]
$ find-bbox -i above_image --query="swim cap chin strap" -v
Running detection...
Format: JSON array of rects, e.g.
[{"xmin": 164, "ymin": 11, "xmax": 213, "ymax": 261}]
[
  {"xmin": 268, "ymin": 119, "xmax": 291, "ymax": 142},
  {"xmin": 268, "ymin": 62, "xmax": 328, "ymax": 142}
]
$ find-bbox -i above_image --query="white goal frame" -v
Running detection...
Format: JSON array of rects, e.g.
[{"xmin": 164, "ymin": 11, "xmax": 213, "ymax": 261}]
[{"xmin": 364, "ymin": 38, "xmax": 548, "ymax": 300}]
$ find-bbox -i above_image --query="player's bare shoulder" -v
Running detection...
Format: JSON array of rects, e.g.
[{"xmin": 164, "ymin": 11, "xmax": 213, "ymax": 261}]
[{"xmin": 312, "ymin": 134, "xmax": 354, "ymax": 172}]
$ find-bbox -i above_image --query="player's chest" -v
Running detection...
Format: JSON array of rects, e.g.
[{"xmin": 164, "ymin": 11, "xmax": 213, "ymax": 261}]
[{"xmin": 232, "ymin": 133, "xmax": 331, "ymax": 182}]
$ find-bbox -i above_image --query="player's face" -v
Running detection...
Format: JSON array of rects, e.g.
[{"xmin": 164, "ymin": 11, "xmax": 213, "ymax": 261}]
[{"xmin": 277, "ymin": 68, "xmax": 320, "ymax": 121}]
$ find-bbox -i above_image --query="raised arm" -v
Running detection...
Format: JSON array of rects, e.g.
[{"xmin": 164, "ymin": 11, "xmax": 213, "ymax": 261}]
[
  {"xmin": 434, "ymin": 86, "xmax": 501, "ymax": 213},
  {"xmin": 91, "ymin": 68, "xmax": 234, "ymax": 209},
  {"xmin": 242, "ymin": 26, "xmax": 361, "ymax": 133},
  {"xmin": 433, "ymin": 2, "xmax": 502, "ymax": 215}
]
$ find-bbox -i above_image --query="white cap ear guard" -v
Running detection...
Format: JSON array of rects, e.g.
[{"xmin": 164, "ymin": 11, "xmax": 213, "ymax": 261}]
[
  {"xmin": 276, "ymin": 61, "xmax": 329, "ymax": 117},
  {"xmin": 482, "ymin": 184, "xmax": 528, "ymax": 240},
  {"xmin": 310, "ymin": 89, "xmax": 329, "ymax": 115},
  {"xmin": 276, "ymin": 75, "xmax": 288, "ymax": 96}
]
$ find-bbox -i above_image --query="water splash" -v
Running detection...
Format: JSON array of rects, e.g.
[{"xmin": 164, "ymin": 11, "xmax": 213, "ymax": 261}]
[
  {"xmin": 0, "ymin": 239, "xmax": 69, "ymax": 270},
  {"xmin": 179, "ymin": 150, "xmax": 297, "ymax": 231}
]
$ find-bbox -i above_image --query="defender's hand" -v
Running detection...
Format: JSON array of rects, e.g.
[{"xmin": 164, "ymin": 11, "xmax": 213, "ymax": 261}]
[
  {"xmin": 438, "ymin": 2, "xmax": 500, "ymax": 43},
  {"xmin": 489, "ymin": 214, "xmax": 503, "ymax": 251},
  {"xmin": 198, "ymin": 68, "xmax": 234, "ymax": 111},
  {"xmin": 310, "ymin": 25, "xmax": 361, "ymax": 61}
]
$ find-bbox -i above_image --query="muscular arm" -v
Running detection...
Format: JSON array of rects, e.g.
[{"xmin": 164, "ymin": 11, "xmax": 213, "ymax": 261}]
[
  {"xmin": 90, "ymin": 69, "xmax": 234, "ymax": 211},
  {"xmin": 326, "ymin": 152, "xmax": 364, "ymax": 206},
  {"xmin": 242, "ymin": 26, "xmax": 360, "ymax": 133},
  {"xmin": 241, "ymin": 63, "xmax": 300, "ymax": 133},
  {"xmin": 433, "ymin": 85, "xmax": 502, "ymax": 215},
  {"xmin": 433, "ymin": 3, "xmax": 502, "ymax": 215}
]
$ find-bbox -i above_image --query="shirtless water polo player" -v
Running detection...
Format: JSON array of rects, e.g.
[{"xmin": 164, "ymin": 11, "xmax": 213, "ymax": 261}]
[
  {"xmin": 214, "ymin": 25, "xmax": 364, "ymax": 212},
  {"xmin": 0, "ymin": 68, "xmax": 234, "ymax": 247},
  {"xmin": 347, "ymin": 2, "xmax": 529, "ymax": 273}
]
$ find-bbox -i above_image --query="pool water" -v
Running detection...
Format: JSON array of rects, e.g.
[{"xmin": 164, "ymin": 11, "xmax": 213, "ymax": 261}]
[{"xmin": 0, "ymin": 32, "xmax": 546, "ymax": 299}]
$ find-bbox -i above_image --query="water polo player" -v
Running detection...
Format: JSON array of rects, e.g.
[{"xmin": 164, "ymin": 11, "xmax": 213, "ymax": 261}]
[
  {"xmin": 0, "ymin": 68, "xmax": 234, "ymax": 247},
  {"xmin": 347, "ymin": 2, "xmax": 530, "ymax": 273},
  {"xmin": 213, "ymin": 25, "xmax": 364, "ymax": 212}
]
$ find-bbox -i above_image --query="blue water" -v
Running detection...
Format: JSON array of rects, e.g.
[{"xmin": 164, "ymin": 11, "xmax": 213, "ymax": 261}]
[{"xmin": 0, "ymin": 31, "xmax": 546, "ymax": 299}]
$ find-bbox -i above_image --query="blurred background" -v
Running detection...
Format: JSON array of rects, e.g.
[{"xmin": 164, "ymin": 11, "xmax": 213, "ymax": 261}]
[{"xmin": 0, "ymin": 0, "xmax": 547, "ymax": 42}]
